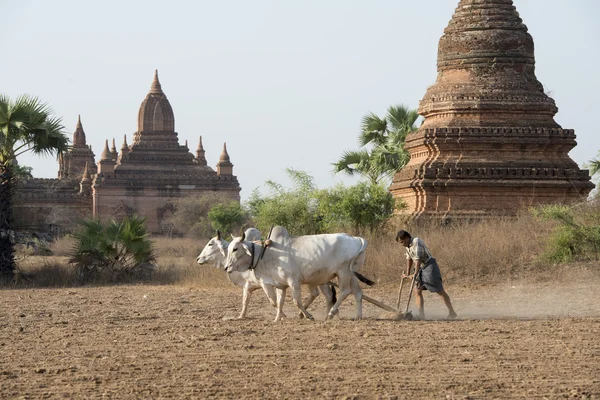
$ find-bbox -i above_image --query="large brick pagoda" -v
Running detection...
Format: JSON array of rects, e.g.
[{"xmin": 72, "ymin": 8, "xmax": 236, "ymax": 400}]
[{"xmin": 389, "ymin": 0, "xmax": 594, "ymax": 218}]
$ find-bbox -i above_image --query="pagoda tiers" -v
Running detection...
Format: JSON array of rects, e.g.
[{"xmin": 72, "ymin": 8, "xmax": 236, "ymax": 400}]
[
  {"xmin": 58, "ymin": 115, "xmax": 97, "ymax": 180},
  {"xmin": 390, "ymin": 0, "xmax": 593, "ymax": 219},
  {"xmin": 92, "ymin": 70, "xmax": 240, "ymax": 232}
]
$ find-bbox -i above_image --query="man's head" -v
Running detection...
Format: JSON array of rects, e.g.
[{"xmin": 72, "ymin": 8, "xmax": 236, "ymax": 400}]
[{"xmin": 396, "ymin": 230, "xmax": 411, "ymax": 247}]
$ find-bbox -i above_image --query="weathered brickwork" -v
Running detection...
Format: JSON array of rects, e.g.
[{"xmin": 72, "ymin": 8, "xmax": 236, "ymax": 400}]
[
  {"xmin": 14, "ymin": 71, "xmax": 240, "ymax": 233},
  {"xmin": 389, "ymin": 0, "xmax": 594, "ymax": 219}
]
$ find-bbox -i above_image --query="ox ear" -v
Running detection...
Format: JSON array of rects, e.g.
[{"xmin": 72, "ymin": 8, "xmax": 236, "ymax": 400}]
[
  {"xmin": 217, "ymin": 230, "xmax": 221, "ymax": 240},
  {"xmin": 216, "ymin": 241, "xmax": 227, "ymax": 257},
  {"xmin": 241, "ymin": 243, "xmax": 252, "ymax": 256}
]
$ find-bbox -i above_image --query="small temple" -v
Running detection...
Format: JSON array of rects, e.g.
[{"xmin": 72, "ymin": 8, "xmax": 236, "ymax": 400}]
[
  {"xmin": 14, "ymin": 71, "xmax": 240, "ymax": 233},
  {"xmin": 389, "ymin": 0, "xmax": 594, "ymax": 218}
]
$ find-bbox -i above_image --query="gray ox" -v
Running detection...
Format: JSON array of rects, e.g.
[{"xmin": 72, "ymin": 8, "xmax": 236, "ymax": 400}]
[
  {"xmin": 197, "ymin": 228, "xmax": 335, "ymax": 319},
  {"xmin": 224, "ymin": 226, "xmax": 369, "ymax": 322}
]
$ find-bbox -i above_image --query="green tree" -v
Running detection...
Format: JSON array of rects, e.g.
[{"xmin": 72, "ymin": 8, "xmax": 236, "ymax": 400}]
[
  {"xmin": 0, "ymin": 95, "xmax": 68, "ymax": 280},
  {"xmin": 247, "ymin": 168, "xmax": 323, "ymax": 235},
  {"xmin": 208, "ymin": 201, "xmax": 246, "ymax": 234},
  {"xmin": 248, "ymin": 169, "xmax": 401, "ymax": 235},
  {"xmin": 333, "ymin": 104, "xmax": 419, "ymax": 184},
  {"xmin": 317, "ymin": 182, "xmax": 400, "ymax": 234},
  {"xmin": 69, "ymin": 215, "xmax": 156, "ymax": 282},
  {"xmin": 12, "ymin": 164, "xmax": 33, "ymax": 180}
]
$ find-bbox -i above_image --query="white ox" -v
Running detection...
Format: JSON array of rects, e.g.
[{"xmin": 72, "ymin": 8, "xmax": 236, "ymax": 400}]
[
  {"xmin": 224, "ymin": 226, "xmax": 368, "ymax": 322},
  {"xmin": 196, "ymin": 228, "xmax": 335, "ymax": 319}
]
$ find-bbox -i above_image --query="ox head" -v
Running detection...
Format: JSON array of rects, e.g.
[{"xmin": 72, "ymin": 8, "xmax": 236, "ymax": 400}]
[
  {"xmin": 224, "ymin": 232, "xmax": 253, "ymax": 273},
  {"xmin": 196, "ymin": 230, "xmax": 230, "ymax": 268}
]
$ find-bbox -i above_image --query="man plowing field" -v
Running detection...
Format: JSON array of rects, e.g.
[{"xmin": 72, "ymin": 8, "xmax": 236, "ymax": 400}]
[{"xmin": 396, "ymin": 230, "xmax": 457, "ymax": 320}]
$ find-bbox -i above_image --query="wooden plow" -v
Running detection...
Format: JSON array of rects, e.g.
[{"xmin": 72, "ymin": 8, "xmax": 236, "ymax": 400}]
[{"xmin": 331, "ymin": 276, "xmax": 416, "ymax": 320}]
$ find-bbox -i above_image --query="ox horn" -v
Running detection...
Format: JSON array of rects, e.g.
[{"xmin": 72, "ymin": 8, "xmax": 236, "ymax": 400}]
[
  {"xmin": 241, "ymin": 231, "xmax": 246, "ymax": 241},
  {"xmin": 217, "ymin": 230, "xmax": 221, "ymax": 240}
]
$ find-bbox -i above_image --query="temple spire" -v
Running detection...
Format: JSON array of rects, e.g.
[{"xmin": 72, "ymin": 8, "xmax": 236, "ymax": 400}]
[
  {"xmin": 100, "ymin": 140, "xmax": 112, "ymax": 161},
  {"xmin": 110, "ymin": 138, "xmax": 118, "ymax": 161},
  {"xmin": 73, "ymin": 114, "xmax": 86, "ymax": 146},
  {"xmin": 150, "ymin": 69, "xmax": 163, "ymax": 94},
  {"xmin": 120, "ymin": 135, "xmax": 129, "ymax": 152},
  {"xmin": 196, "ymin": 136, "xmax": 207, "ymax": 166},
  {"xmin": 219, "ymin": 142, "xmax": 231, "ymax": 163},
  {"xmin": 216, "ymin": 142, "xmax": 233, "ymax": 176},
  {"xmin": 118, "ymin": 135, "xmax": 129, "ymax": 164},
  {"xmin": 81, "ymin": 161, "xmax": 91, "ymax": 182}
]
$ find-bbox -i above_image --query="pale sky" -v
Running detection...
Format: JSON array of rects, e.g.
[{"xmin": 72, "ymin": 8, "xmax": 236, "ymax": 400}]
[{"xmin": 2, "ymin": 0, "xmax": 599, "ymax": 201}]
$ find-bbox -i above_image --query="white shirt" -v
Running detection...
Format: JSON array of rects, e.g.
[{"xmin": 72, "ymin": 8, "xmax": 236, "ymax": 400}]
[{"xmin": 405, "ymin": 237, "xmax": 432, "ymax": 264}]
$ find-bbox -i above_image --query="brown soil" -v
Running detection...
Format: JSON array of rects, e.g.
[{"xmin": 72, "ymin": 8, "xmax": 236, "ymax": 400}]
[{"xmin": 1, "ymin": 280, "xmax": 599, "ymax": 399}]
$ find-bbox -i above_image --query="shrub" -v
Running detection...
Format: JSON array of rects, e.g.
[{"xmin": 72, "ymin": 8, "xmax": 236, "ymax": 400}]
[
  {"xmin": 532, "ymin": 203, "xmax": 600, "ymax": 263},
  {"xmin": 69, "ymin": 216, "xmax": 156, "ymax": 282}
]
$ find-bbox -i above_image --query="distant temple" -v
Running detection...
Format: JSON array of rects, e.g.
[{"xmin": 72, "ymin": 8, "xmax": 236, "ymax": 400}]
[
  {"xmin": 389, "ymin": 0, "xmax": 594, "ymax": 218},
  {"xmin": 14, "ymin": 71, "xmax": 241, "ymax": 233}
]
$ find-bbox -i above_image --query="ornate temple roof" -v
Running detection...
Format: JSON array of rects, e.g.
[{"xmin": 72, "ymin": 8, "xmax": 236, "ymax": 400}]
[{"xmin": 136, "ymin": 70, "xmax": 176, "ymax": 136}]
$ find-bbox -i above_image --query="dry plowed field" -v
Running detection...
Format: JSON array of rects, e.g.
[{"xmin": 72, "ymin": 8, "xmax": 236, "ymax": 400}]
[{"xmin": 2, "ymin": 280, "xmax": 599, "ymax": 399}]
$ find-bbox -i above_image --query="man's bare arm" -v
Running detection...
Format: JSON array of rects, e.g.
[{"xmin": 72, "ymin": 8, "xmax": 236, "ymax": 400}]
[{"xmin": 404, "ymin": 259, "xmax": 413, "ymax": 277}]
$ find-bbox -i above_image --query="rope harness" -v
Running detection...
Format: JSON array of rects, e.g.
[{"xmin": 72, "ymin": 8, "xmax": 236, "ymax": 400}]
[{"xmin": 248, "ymin": 240, "xmax": 272, "ymax": 270}]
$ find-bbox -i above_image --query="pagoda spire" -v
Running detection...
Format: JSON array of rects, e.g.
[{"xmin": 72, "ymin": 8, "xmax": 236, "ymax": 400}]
[
  {"xmin": 216, "ymin": 142, "xmax": 233, "ymax": 176},
  {"xmin": 100, "ymin": 140, "xmax": 112, "ymax": 161},
  {"xmin": 73, "ymin": 115, "xmax": 86, "ymax": 147},
  {"xmin": 110, "ymin": 138, "xmax": 118, "ymax": 161},
  {"xmin": 150, "ymin": 69, "xmax": 163, "ymax": 94},
  {"xmin": 196, "ymin": 136, "xmax": 207, "ymax": 166},
  {"xmin": 120, "ymin": 135, "xmax": 129, "ymax": 152},
  {"xmin": 219, "ymin": 143, "xmax": 231, "ymax": 163},
  {"xmin": 118, "ymin": 135, "xmax": 129, "ymax": 164},
  {"xmin": 81, "ymin": 161, "xmax": 91, "ymax": 182}
]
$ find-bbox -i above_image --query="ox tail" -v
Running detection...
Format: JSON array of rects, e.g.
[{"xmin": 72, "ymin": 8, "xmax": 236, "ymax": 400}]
[
  {"xmin": 329, "ymin": 283, "xmax": 337, "ymax": 304},
  {"xmin": 354, "ymin": 272, "xmax": 375, "ymax": 286},
  {"xmin": 348, "ymin": 237, "xmax": 374, "ymax": 286}
]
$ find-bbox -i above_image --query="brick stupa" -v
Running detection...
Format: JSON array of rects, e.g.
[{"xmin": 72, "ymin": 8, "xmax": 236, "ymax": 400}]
[{"xmin": 389, "ymin": 0, "xmax": 593, "ymax": 218}]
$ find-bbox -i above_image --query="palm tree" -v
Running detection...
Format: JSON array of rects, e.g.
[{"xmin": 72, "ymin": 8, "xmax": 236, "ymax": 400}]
[
  {"xmin": 333, "ymin": 104, "xmax": 419, "ymax": 184},
  {"xmin": 70, "ymin": 216, "xmax": 156, "ymax": 282},
  {"xmin": 0, "ymin": 94, "xmax": 69, "ymax": 280}
]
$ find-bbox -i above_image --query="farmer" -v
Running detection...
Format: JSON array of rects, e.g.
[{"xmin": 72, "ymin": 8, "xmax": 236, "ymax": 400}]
[{"xmin": 396, "ymin": 230, "xmax": 457, "ymax": 320}]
